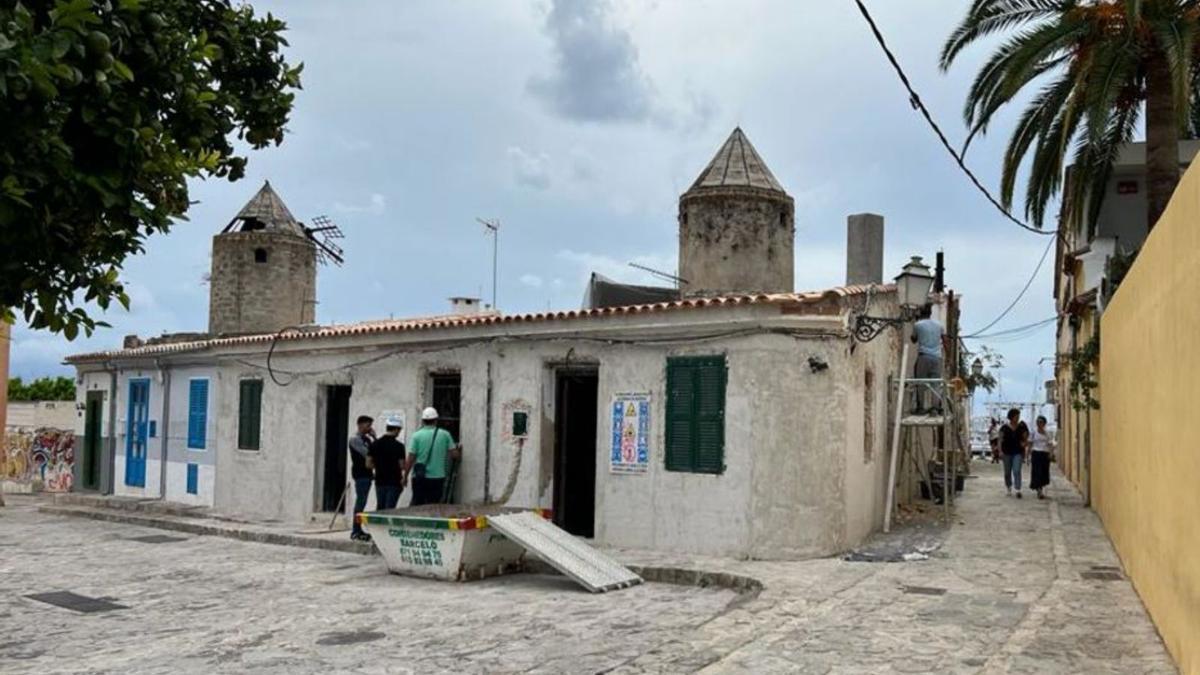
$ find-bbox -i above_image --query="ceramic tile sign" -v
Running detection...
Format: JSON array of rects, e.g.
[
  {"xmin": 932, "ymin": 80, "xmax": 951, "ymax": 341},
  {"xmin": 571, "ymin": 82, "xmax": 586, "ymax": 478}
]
[{"xmin": 610, "ymin": 393, "xmax": 650, "ymax": 474}]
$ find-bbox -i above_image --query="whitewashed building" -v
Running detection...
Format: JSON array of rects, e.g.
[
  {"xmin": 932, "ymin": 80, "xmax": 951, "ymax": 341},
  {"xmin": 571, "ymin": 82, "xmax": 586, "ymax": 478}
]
[{"xmin": 67, "ymin": 129, "xmax": 913, "ymax": 559}]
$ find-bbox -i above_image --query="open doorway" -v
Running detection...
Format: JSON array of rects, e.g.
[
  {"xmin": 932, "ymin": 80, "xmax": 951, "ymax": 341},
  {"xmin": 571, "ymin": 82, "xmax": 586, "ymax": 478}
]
[
  {"xmin": 553, "ymin": 369, "xmax": 598, "ymax": 538},
  {"xmin": 81, "ymin": 391, "xmax": 104, "ymax": 491},
  {"xmin": 320, "ymin": 385, "xmax": 352, "ymax": 512},
  {"xmin": 429, "ymin": 372, "xmax": 461, "ymax": 502}
]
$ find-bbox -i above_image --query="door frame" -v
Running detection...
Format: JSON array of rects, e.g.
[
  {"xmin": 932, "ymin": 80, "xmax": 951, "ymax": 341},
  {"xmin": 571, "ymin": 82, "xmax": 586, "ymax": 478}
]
[
  {"xmin": 82, "ymin": 391, "xmax": 104, "ymax": 491},
  {"xmin": 125, "ymin": 378, "xmax": 150, "ymax": 488},
  {"xmin": 552, "ymin": 367, "xmax": 599, "ymax": 538}
]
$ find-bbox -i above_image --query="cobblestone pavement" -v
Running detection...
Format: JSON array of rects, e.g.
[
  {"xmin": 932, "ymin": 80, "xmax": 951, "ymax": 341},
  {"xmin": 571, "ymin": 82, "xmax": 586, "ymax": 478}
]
[{"xmin": 0, "ymin": 462, "xmax": 1176, "ymax": 674}]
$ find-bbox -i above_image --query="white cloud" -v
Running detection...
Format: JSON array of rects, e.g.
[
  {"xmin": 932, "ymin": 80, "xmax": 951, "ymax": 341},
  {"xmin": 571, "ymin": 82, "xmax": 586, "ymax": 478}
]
[
  {"xmin": 519, "ymin": 273, "xmax": 544, "ymax": 288},
  {"xmin": 333, "ymin": 193, "xmax": 387, "ymax": 215},
  {"xmin": 506, "ymin": 147, "xmax": 552, "ymax": 190}
]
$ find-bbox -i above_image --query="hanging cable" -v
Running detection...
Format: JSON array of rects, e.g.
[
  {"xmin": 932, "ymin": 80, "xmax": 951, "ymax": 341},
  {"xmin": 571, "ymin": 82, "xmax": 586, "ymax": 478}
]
[
  {"xmin": 962, "ymin": 236, "xmax": 1055, "ymax": 337},
  {"xmin": 964, "ymin": 316, "xmax": 1058, "ymax": 340},
  {"xmin": 851, "ymin": 0, "xmax": 1056, "ymax": 237}
]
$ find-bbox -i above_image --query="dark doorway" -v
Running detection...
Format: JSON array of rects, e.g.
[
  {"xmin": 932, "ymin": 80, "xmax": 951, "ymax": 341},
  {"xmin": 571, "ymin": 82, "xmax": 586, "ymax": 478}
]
[
  {"xmin": 429, "ymin": 373, "xmax": 461, "ymax": 502},
  {"xmin": 321, "ymin": 385, "xmax": 352, "ymax": 512},
  {"xmin": 553, "ymin": 369, "xmax": 598, "ymax": 538},
  {"xmin": 81, "ymin": 391, "xmax": 104, "ymax": 491}
]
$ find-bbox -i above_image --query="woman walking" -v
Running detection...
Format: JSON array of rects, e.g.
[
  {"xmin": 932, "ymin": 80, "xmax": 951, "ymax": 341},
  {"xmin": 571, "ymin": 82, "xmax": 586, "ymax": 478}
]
[
  {"xmin": 1029, "ymin": 415, "xmax": 1055, "ymax": 499},
  {"xmin": 1000, "ymin": 408, "xmax": 1029, "ymax": 498}
]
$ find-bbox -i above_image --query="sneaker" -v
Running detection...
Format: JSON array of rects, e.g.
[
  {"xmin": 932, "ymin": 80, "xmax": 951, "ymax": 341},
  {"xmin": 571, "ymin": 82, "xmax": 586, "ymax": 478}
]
[{"xmin": 1016, "ymin": 491, "xmax": 1023, "ymax": 499}]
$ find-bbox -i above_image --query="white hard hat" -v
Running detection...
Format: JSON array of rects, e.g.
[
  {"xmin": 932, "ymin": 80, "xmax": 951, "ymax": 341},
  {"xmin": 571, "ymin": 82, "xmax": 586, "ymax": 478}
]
[
  {"xmin": 421, "ymin": 407, "xmax": 439, "ymax": 421},
  {"xmin": 384, "ymin": 416, "xmax": 403, "ymax": 429}
]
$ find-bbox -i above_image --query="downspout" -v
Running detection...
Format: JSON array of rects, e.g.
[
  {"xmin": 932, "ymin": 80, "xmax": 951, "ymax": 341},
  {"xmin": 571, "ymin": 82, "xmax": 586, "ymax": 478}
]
[
  {"xmin": 483, "ymin": 360, "xmax": 493, "ymax": 503},
  {"xmin": 158, "ymin": 360, "xmax": 171, "ymax": 500},
  {"xmin": 106, "ymin": 362, "xmax": 118, "ymax": 495}
]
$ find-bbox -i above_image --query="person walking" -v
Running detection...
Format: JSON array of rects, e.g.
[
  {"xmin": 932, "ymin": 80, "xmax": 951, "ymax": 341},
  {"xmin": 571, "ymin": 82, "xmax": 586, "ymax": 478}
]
[
  {"xmin": 1000, "ymin": 408, "xmax": 1029, "ymax": 498},
  {"xmin": 347, "ymin": 415, "xmax": 375, "ymax": 542},
  {"xmin": 911, "ymin": 305, "xmax": 946, "ymax": 413},
  {"xmin": 406, "ymin": 407, "xmax": 460, "ymax": 506},
  {"xmin": 1029, "ymin": 415, "xmax": 1055, "ymax": 499},
  {"xmin": 368, "ymin": 416, "xmax": 407, "ymax": 510}
]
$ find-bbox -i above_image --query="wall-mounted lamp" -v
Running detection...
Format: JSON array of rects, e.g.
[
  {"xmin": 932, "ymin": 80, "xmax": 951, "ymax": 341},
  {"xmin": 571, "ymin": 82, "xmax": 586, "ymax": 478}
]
[{"xmin": 852, "ymin": 256, "xmax": 935, "ymax": 342}]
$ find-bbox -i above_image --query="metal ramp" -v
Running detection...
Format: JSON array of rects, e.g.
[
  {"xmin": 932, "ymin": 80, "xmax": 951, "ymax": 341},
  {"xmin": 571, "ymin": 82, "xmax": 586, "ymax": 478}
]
[{"xmin": 488, "ymin": 511, "xmax": 643, "ymax": 593}]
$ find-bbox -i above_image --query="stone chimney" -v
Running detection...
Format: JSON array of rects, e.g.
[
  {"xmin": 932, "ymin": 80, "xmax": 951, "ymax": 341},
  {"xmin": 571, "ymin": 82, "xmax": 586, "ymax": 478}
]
[
  {"xmin": 846, "ymin": 213, "xmax": 884, "ymax": 285},
  {"xmin": 449, "ymin": 297, "xmax": 484, "ymax": 316}
]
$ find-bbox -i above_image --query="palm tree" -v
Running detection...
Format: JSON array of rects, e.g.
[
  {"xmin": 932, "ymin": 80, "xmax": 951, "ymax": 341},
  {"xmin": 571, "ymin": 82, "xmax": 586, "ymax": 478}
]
[{"xmin": 941, "ymin": 0, "xmax": 1200, "ymax": 233}]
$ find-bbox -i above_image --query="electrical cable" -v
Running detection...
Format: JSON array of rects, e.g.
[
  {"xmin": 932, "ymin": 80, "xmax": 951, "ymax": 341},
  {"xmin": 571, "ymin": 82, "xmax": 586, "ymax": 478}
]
[
  {"xmin": 964, "ymin": 316, "xmax": 1057, "ymax": 341},
  {"xmin": 962, "ymin": 235, "xmax": 1055, "ymax": 338},
  {"xmin": 851, "ymin": 0, "xmax": 1057, "ymax": 237}
]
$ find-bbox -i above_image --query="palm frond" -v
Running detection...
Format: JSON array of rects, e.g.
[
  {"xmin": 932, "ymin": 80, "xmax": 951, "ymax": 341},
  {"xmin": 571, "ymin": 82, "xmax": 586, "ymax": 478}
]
[{"xmin": 941, "ymin": 0, "xmax": 1075, "ymax": 70}]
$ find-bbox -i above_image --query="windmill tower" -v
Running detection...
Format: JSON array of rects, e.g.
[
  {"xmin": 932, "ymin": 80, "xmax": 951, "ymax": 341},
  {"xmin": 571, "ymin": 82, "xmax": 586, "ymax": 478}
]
[
  {"xmin": 678, "ymin": 128, "xmax": 795, "ymax": 296},
  {"xmin": 207, "ymin": 181, "xmax": 343, "ymax": 336}
]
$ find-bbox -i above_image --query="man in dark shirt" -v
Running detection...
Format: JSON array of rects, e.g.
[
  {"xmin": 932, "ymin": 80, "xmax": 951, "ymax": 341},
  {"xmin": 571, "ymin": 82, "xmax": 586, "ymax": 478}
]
[
  {"xmin": 368, "ymin": 417, "xmax": 407, "ymax": 510},
  {"xmin": 348, "ymin": 415, "xmax": 375, "ymax": 542},
  {"xmin": 1000, "ymin": 407, "xmax": 1030, "ymax": 498}
]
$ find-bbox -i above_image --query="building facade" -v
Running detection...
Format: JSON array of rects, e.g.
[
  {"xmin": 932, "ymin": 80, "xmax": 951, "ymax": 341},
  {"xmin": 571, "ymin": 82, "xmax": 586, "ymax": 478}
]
[{"xmin": 69, "ymin": 288, "xmax": 901, "ymax": 559}]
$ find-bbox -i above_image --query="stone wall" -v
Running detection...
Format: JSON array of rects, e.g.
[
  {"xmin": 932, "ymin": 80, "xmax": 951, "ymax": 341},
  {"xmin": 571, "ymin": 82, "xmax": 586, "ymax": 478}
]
[
  {"xmin": 208, "ymin": 231, "xmax": 317, "ymax": 335},
  {"xmin": 678, "ymin": 189, "xmax": 794, "ymax": 296}
]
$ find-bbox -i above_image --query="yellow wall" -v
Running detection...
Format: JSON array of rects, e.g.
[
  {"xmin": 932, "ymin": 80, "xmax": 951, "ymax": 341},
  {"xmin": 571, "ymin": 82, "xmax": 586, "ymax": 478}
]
[{"xmin": 1099, "ymin": 161, "xmax": 1200, "ymax": 674}]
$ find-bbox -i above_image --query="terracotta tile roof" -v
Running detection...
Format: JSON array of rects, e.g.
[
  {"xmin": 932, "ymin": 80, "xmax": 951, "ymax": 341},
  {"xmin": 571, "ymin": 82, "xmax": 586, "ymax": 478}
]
[{"xmin": 65, "ymin": 285, "xmax": 890, "ymax": 364}]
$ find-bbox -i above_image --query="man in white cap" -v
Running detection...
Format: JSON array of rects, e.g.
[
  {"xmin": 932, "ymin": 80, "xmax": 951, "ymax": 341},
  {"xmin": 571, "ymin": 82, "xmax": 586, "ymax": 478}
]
[
  {"xmin": 406, "ymin": 407, "xmax": 460, "ymax": 506},
  {"xmin": 367, "ymin": 416, "xmax": 407, "ymax": 510}
]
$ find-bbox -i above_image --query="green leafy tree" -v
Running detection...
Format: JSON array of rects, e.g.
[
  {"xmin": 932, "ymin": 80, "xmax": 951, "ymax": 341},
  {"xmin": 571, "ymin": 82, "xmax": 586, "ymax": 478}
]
[
  {"xmin": 7, "ymin": 375, "xmax": 76, "ymax": 400},
  {"xmin": 0, "ymin": 0, "xmax": 302, "ymax": 339},
  {"xmin": 941, "ymin": 1, "xmax": 1200, "ymax": 234}
]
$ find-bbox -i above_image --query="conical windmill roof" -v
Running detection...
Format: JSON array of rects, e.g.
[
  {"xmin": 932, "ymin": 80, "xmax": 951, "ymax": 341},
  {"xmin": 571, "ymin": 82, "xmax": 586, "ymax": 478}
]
[
  {"xmin": 686, "ymin": 127, "xmax": 787, "ymax": 195},
  {"xmin": 223, "ymin": 181, "xmax": 306, "ymax": 236}
]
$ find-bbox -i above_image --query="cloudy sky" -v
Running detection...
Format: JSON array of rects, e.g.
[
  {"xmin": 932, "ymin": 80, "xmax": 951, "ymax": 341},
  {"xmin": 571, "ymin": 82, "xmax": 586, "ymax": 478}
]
[{"xmin": 10, "ymin": 0, "xmax": 1061, "ymax": 412}]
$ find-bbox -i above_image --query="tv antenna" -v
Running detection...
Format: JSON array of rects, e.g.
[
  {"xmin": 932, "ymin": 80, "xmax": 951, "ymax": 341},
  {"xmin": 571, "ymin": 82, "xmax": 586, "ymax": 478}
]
[
  {"xmin": 628, "ymin": 262, "xmax": 686, "ymax": 288},
  {"xmin": 477, "ymin": 218, "xmax": 499, "ymax": 309},
  {"xmin": 305, "ymin": 215, "xmax": 345, "ymax": 266}
]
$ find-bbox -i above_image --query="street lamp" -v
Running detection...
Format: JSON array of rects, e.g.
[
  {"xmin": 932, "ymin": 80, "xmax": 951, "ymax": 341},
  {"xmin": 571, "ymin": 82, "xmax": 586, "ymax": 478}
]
[
  {"xmin": 853, "ymin": 256, "xmax": 935, "ymax": 342},
  {"xmin": 971, "ymin": 358, "xmax": 984, "ymax": 378}
]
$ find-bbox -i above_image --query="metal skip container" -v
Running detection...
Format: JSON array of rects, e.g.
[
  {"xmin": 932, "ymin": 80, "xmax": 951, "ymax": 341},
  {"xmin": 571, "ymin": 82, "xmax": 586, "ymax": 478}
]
[{"xmin": 357, "ymin": 505, "xmax": 544, "ymax": 582}]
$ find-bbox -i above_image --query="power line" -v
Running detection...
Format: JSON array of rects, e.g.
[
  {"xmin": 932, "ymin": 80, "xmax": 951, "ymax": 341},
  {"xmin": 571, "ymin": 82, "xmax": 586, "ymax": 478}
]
[
  {"xmin": 962, "ymin": 235, "xmax": 1056, "ymax": 338},
  {"xmin": 965, "ymin": 316, "xmax": 1057, "ymax": 341},
  {"xmin": 851, "ymin": 0, "xmax": 1056, "ymax": 237}
]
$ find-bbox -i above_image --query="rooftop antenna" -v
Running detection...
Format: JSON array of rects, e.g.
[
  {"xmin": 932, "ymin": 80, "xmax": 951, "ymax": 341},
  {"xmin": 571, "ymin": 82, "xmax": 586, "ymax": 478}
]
[
  {"xmin": 628, "ymin": 262, "xmax": 687, "ymax": 289},
  {"xmin": 304, "ymin": 215, "xmax": 345, "ymax": 266},
  {"xmin": 477, "ymin": 218, "xmax": 499, "ymax": 309}
]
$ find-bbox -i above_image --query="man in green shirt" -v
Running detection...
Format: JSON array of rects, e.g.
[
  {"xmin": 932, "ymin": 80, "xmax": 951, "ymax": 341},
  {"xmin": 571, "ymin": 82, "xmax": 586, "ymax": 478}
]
[{"xmin": 406, "ymin": 407, "xmax": 460, "ymax": 506}]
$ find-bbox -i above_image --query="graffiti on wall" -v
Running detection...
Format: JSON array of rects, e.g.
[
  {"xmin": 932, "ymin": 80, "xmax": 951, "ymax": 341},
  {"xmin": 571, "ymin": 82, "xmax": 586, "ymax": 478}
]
[{"xmin": 1, "ymin": 427, "xmax": 75, "ymax": 492}]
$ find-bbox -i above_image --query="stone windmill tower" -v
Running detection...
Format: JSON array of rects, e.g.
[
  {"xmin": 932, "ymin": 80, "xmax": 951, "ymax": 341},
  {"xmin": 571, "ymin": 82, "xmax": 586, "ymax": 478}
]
[
  {"xmin": 207, "ymin": 181, "xmax": 329, "ymax": 336},
  {"xmin": 678, "ymin": 128, "xmax": 795, "ymax": 296}
]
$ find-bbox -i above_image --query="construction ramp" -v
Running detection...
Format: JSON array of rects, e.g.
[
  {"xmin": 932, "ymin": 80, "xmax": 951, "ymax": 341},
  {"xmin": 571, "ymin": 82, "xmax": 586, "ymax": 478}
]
[{"xmin": 488, "ymin": 511, "xmax": 643, "ymax": 593}]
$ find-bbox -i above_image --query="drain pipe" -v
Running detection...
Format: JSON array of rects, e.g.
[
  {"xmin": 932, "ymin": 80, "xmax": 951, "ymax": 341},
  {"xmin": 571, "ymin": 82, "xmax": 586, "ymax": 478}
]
[
  {"xmin": 105, "ymin": 362, "xmax": 118, "ymax": 495},
  {"xmin": 158, "ymin": 361, "xmax": 171, "ymax": 500},
  {"xmin": 483, "ymin": 360, "xmax": 493, "ymax": 503}
]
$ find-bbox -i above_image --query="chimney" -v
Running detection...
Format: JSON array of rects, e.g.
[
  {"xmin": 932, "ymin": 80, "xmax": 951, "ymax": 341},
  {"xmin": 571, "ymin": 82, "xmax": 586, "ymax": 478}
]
[
  {"xmin": 846, "ymin": 213, "xmax": 884, "ymax": 285},
  {"xmin": 449, "ymin": 297, "xmax": 483, "ymax": 316},
  {"xmin": 123, "ymin": 334, "xmax": 143, "ymax": 350}
]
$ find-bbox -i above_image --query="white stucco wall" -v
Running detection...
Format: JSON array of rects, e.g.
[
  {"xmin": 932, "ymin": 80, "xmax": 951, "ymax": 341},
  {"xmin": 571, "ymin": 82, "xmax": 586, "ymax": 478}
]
[{"xmin": 84, "ymin": 298, "xmax": 904, "ymax": 559}]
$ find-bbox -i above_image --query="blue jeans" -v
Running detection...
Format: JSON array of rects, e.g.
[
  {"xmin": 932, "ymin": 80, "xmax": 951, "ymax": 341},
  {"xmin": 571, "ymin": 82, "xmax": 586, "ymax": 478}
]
[
  {"xmin": 376, "ymin": 484, "xmax": 402, "ymax": 511},
  {"xmin": 352, "ymin": 477, "xmax": 372, "ymax": 534},
  {"xmin": 1003, "ymin": 453, "xmax": 1023, "ymax": 491}
]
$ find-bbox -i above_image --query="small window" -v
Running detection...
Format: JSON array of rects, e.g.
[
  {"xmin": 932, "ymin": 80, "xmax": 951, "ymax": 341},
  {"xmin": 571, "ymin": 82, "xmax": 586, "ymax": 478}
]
[
  {"xmin": 254, "ymin": 248, "xmax": 268, "ymax": 263},
  {"xmin": 237, "ymin": 379, "xmax": 263, "ymax": 450},
  {"xmin": 665, "ymin": 356, "xmax": 726, "ymax": 474},
  {"xmin": 187, "ymin": 378, "xmax": 209, "ymax": 449},
  {"xmin": 186, "ymin": 463, "xmax": 199, "ymax": 494}
]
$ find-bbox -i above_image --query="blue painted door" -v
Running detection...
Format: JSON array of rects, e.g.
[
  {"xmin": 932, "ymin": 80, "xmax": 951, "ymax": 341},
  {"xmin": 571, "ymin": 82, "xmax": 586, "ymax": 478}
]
[{"xmin": 125, "ymin": 379, "xmax": 150, "ymax": 487}]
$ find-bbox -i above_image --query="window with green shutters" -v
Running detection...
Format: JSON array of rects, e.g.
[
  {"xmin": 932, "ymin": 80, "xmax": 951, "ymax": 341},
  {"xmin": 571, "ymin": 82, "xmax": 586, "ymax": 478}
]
[
  {"xmin": 665, "ymin": 356, "xmax": 726, "ymax": 474},
  {"xmin": 237, "ymin": 379, "xmax": 263, "ymax": 450}
]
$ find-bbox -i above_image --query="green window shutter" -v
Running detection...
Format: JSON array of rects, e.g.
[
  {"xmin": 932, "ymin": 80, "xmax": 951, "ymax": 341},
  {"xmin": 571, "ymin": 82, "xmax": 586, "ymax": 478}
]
[
  {"xmin": 238, "ymin": 380, "xmax": 263, "ymax": 450},
  {"xmin": 665, "ymin": 356, "xmax": 726, "ymax": 474}
]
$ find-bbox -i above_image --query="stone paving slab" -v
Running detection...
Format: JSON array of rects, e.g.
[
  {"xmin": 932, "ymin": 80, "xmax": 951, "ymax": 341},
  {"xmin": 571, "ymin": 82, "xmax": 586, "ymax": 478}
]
[{"xmin": 0, "ymin": 461, "xmax": 1178, "ymax": 674}]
